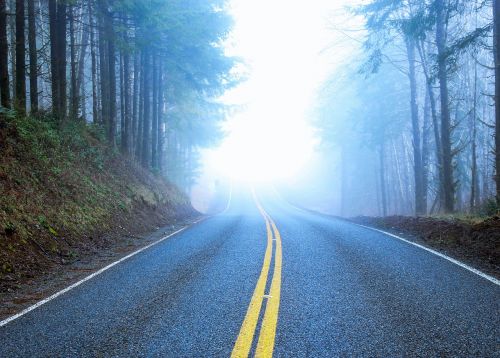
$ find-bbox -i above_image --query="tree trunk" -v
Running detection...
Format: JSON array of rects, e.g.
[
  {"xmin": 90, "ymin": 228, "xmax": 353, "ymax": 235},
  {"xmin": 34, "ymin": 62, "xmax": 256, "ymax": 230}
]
[
  {"xmin": 151, "ymin": 54, "xmax": 158, "ymax": 169},
  {"xmin": 141, "ymin": 50, "xmax": 151, "ymax": 168},
  {"xmin": 69, "ymin": 4, "xmax": 77, "ymax": 119},
  {"xmin": 421, "ymin": 89, "xmax": 430, "ymax": 214},
  {"xmin": 15, "ymin": 0, "xmax": 26, "ymax": 115},
  {"xmin": 406, "ymin": 37, "xmax": 424, "ymax": 215},
  {"xmin": 119, "ymin": 50, "xmax": 124, "ymax": 146},
  {"xmin": 135, "ymin": 51, "xmax": 144, "ymax": 161},
  {"xmin": 89, "ymin": 0, "xmax": 98, "ymax": 123},
  {"xmin": 379, "ymin": 144, "xmax": 388, "ymax": 216},
  {"xmin": 56, "ymin": 0, "xmax": 67, "ymax": 120},
  {"xmin": 0, "ymin": 0, "xmax": 10, "ymax": 108},
  {"xmin": 494, "ymin": 0, "xmax": 500, "ymax": 205},
  {"xmin": 48, "ymin": 0, "xmax": 59, "ymax": 116},
  {"xmin": 340, "ymin": 146, "xmax": 348, "ymax": 216},
  {"xmin": 98, "ymin": 6, "xmax": 108, "ymax": 127},
  {"xmin": 436, "ymin": 0, "xmax": 454, "ymax": 213},
  {"xmin": 76, "ymin": 2, "xmax": 89, "ymax": 120},
  {"xmin": 428, "ymin": 78, "xmax": 443, "ymax": 208},
  {"xmin": 106, "ymin": 16, "xmax": 116, "ymax": 145},
  {"xmin": 471, "ymin": 57, "xmax": 480, "ymax": 210},
  {"xmin": 27, "ymin": 0, "xmax": 37, "ymax": 112},
  {"xmin": 418, "ymin": 40, "xmax": 444, "ymax": 209},
  {"xmin": 132, "ymin": 49, "xmax": 139, "ymax": 153},
  {"xmin": 157, "ymin": 61, "xmax": 163, "ymax": 170},
  {"xmin": 9, "ymin": 4, "xmax": 15, "ymax": 98},
  {"xmin": 123, "ymin": 47, "xmax": 131, "ymax": 155}
]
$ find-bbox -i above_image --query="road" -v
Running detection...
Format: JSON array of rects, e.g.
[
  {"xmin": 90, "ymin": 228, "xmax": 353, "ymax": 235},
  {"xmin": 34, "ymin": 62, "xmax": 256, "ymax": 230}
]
[{"xmin": 0, "ymin": 187, "xmax": 499, "ymax": 357}]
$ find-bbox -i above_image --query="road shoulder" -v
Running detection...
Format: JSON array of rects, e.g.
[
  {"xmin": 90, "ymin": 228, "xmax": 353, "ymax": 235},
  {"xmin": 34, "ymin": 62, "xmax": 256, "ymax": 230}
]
[
  {"xmin": 349, "ymin": 215, "xmax": 499, "ymax": 280},
  {"xmin": 0, "ymin": 215, "xmax": 203, "ymax": 322}
]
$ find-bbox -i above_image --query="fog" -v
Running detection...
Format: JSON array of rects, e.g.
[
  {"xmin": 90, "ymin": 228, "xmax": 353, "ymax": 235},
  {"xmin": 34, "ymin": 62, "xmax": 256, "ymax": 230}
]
[
  {"xmin": 192, "ymin": 0, "xmax": 499, "ymax": 218},
  {"xmin": 191, "ymin": 0, "xmax": 354, "ymax": 212}
]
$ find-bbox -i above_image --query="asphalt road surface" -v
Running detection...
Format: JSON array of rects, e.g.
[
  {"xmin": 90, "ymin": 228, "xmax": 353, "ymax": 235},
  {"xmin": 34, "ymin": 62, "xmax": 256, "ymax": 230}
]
[{"xmin": 0, "ymin": 187, "xmax": 499, "ymax": 357}]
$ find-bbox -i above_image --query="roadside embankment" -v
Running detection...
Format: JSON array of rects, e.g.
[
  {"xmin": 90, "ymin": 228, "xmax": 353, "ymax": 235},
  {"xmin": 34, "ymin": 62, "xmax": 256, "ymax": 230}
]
[
  {"xmin": 350, "ymin": 215, "xmax": 500, "ymax": 279},
  {"xmin": 0, "ymin": 114, "xmax": 197, "ymax": 295}
]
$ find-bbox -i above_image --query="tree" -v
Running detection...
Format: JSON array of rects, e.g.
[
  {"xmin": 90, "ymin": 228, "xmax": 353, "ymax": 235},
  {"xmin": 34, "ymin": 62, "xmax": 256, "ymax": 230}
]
[
  {"xmin": 69, "ymin": 3, "xmax": 77, "ymax": 119},
  {"xmin": 0, "ymin": 0, "xmax": 10, "ymax": 108},
  {"xmin": 98, "ymin": 4, "xmax": 109, "ymax": 127},
  {"xmin": 435, "ymin": 0, "xmax": 455, "ymax": 213},
  {"xmin": 416, "ymin": 39, "xmax": 444, "ymax": 209},
  {"xmin": 2, "ymin": 0, "xmax": 237, "ymax": 192},
  {"xmin": 141, "ymin": 50, "xmax": 151, "ymax": 168},
  {"xmin": 89, "ymin": 0, "xmax": 98, "ymax": 123},
  {"xmin": 151, "ymin": 54, "xmax": 158, "ymax": 169},
  {"xmin": 15, "ymin": 0, "xmax": 26, "ymax": 114},
  {"xmin": 358, "ymin": 0, "xmax": 427, "ymax": 215},
  {"xmin": 57, "ymin": 0, "xmax": 67, "ymax": 119},
  {"xmin": 106, "ymin": 10, "xmax": 116, "ymax": 145},
  {"xmin": 494, "ymin": 0, "xmax": 500, "ymax": 205},
  {"xmin": 157, "ymin": 61, "xmax": 164, "ymax": 170},
  {"xmin": 405, "ymin": 35, "xmax": 425, "ymax": 215},
  {"xmin": 49, "ymin": 0, "xmax": 67, "ymax": 119},
  {"xmin": 48, "ymin": 0, "xmax": 59, "ymax": 116},
  {"xmin": 27, "ymin": 0, "xmax": 37, "ymax": 112},
  {"xmin": 76, "ymin": 4, "xmax": 89, "ymax": 120},
  {"xmin": 314, "ymin": 0, "xmax": 499, "ymax": 217},
  {"xmin": 121, "ymin": 19, "xmax": 131, "ymax": 155}
]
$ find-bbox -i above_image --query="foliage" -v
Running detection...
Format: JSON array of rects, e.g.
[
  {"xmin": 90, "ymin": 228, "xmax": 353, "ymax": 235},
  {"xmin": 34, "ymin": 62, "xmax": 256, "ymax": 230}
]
[
  {"xmin": 315, "ymin": 0, "xmax": 497, "ymax": 216},
  {"xmin": 0, "ymin": 113, "xmax": 191, "ymax": 283}
]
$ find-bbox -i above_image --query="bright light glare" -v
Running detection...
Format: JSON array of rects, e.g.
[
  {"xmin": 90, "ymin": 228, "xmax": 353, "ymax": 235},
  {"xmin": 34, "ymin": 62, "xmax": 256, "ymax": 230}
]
[
  {"xmin": 203, "ymin": 0, "xmax": 352, "ymax": 183},
  {"xmin": 211, "ymin": 109, "xmax": 315, "ymax": 181}
]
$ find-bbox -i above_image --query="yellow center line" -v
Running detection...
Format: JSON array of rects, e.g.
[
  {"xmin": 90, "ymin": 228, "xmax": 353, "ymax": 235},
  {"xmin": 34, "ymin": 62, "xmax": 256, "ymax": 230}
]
[
  {"xmin": 231, "ymin": 204, "xmax": 273, "ymax": 357},
  {"xmin": 231, "ymin": 190, "xmax": 283, "ymax": 358},
  {"xmin": 255, "ymin": 216, "xmax": 282, "ymax": 357}
]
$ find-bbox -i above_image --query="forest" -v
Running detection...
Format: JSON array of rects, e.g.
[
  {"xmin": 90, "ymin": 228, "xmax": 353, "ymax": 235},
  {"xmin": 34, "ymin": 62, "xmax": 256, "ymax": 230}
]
[
  {"xmin": 0, "ymin": 0, "xmax": 235, "ymax": 190},
  {"xmin": 316, "ymin": 0, "xmax": 500, "ymax": 217},
  {"xmin": 0, "ymin": 2, "xmax": 498, "ymax": 356}
]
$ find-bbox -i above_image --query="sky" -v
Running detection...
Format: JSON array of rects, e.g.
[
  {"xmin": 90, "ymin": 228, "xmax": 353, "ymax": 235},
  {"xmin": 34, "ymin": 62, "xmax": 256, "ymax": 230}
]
[{"xmin": 200, "ymin": 0, "xmax": 360, "ymax": 186}]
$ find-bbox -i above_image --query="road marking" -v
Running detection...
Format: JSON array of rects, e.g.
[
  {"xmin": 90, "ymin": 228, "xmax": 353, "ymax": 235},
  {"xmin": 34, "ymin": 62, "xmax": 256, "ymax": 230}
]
[
  {"xmin": 272, "ymin": 188, "xmax": 500, "ymax": 287},
  {"xmin": 0, "ymin": 217, "xmax": 207, "ymax": 328},
  {"xmin": 231, "ymin": 215, "xmax": 273, "ymax": 358},
  {"xmin": 357, "ymin": 225, "xmax": 500, "ymax": 286},
  {"xmin": 255, "ymin": 217, "xmax": 282, "ymax": 357},
  {"xmin": 231, "ymin": 191, "xmax": 283, "ymax": 358},
  {"xmin": 221, "ymin": 180, "xmax": 234, "ymax": 214}
]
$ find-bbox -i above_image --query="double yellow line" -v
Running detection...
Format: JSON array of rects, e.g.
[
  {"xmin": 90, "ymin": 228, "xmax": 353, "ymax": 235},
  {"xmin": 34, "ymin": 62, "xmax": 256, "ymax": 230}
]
[{"xmin": 231, "ymin": 191, "xmax": 282, "ymax": 358}]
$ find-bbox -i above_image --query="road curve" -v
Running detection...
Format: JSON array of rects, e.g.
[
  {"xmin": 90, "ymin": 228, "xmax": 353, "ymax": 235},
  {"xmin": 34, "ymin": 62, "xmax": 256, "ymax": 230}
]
[{"xmin": 0, "ymin": 186, "xmax": 498, "ymax": 357}]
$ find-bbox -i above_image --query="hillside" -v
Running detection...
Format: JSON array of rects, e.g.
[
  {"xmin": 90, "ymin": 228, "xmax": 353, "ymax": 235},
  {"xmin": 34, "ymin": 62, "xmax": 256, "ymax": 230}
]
[{"xmin": 0, "ymin": 114, "xmax": 196, "ymax": 292}]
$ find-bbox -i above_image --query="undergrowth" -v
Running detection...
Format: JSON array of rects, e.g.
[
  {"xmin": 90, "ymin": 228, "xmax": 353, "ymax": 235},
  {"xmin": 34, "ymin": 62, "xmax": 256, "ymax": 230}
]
[{"xmin": 0, "ymin": 114, "xmax": 192, "ymax": 288}]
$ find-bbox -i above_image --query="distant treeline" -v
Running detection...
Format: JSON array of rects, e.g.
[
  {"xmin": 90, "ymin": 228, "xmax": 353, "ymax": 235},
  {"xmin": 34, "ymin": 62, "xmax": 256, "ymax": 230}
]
[
  {"xmin": 318, "ymin": 0, "xmax": 500, "ymax": 216},
  {"xmin": 0, "ymin": 0, "xmax": 236, "ymax": 189}
]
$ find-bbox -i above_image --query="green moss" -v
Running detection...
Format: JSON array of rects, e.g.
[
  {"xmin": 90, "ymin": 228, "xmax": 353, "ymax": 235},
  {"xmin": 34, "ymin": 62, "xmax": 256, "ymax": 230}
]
[
  {"xmin": 0, "ymin": 114, "xmax": 190, "ymax": 282},
  {"xmin": 2, "ymin": 262, "xmax": 13, "ymax": 273},
  {"xmin": 48, "ymin": 226, "xmax": 58, "ymax": 236}
]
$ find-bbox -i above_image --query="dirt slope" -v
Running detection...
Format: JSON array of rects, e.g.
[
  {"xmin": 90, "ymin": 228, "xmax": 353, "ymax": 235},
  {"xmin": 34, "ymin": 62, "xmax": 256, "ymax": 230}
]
[{"xmin": 0, "ymin": 115, "xmax": 196, "ymax": 292}]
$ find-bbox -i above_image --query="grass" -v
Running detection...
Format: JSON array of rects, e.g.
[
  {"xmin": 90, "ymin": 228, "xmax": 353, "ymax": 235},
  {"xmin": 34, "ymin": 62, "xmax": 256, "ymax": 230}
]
[{"xmin": 0, "ymin": 113, "xmax": 192, "ymax": 288}]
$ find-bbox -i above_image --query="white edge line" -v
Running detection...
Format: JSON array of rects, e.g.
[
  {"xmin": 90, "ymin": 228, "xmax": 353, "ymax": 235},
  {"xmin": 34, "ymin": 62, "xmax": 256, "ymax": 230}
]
[
  {"xmin": 0, "ymin": 217, "xmax": 207, "ymax": 328},
  {"xmin": 272, "ymin": 188, "xmax": 500, "ymax": 287},
  {"xmin": 355, "ymin": 224, "xmax": 500, "ymax": 287},
  {"xmin": 221, "ymin": 179, "xmax": 233, "ymax": 214}
]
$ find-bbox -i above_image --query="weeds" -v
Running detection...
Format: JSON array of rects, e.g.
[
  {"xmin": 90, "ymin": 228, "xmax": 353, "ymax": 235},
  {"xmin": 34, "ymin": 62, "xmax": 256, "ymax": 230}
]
[{"xmin": 0, "ymin": 112, "xmax": 190, "ymax": 289}]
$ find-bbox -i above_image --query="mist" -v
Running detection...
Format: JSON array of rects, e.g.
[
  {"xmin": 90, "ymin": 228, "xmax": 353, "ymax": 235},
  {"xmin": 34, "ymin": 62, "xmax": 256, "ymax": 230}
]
[
  {"xmin": 0, "ymin": 0, "xmax": 498, "ymax": 354},
  {"xmin": 194, "ymin": 0, "xmax": 499, "ymax": 219}
]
